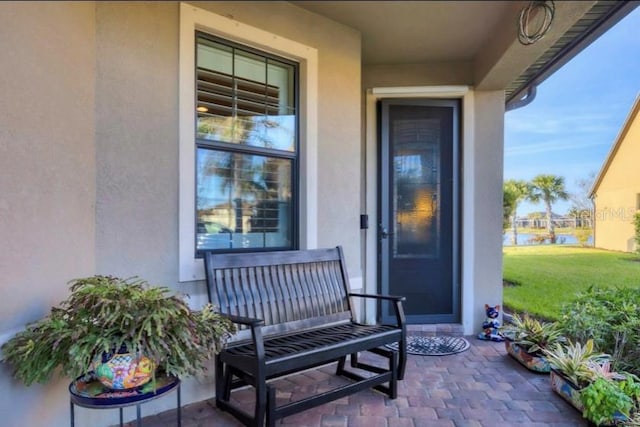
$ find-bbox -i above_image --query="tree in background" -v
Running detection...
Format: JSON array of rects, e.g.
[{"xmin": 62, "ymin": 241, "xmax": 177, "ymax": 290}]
[
  {"xmin": 528, "ymin": 174, "xmax": 569, "ymax": 243},
  {"xmin": 503, "ymin": 187, "xmax": 516, "ymax": 232},
  {"xmin": 503, "ymin": 179, "xmax": 530, "ymax": 245},
  {"xmin": 569, "ymin": 171, "xmax": 596, "ymax": 228}
]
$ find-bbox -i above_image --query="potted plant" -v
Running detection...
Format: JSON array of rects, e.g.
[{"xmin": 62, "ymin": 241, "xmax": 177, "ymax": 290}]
[
  {"xmin": 1, "ymin": 275, "xmax": 234, "ymax": 390},
  {"xmin": 501, "ymin": 312, "xmax": 565, "ymax": 373},
  {"xmin": 543, "ymin": 339, "xmax": 640, "ymax": 426}
]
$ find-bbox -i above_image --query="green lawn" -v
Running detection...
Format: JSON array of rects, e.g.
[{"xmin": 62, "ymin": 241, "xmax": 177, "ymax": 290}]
[{"xmin": 503, "ymin": 245, "xmax": 640, "ymax": 320}]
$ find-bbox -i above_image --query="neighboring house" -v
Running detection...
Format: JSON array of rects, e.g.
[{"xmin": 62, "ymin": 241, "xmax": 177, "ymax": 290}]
[
  {"xmin": 590, "ymin": 95, "xmax": 640, "ymax": 252},
  {"xmin": 1, "ymin": 2, "xmax": 635, "ymax": 426}
]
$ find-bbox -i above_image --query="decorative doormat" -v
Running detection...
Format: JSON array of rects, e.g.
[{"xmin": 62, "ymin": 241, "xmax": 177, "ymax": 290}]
[{"xmin": 387, "ymin": 336, "xmax": 470, "ymax": 356}]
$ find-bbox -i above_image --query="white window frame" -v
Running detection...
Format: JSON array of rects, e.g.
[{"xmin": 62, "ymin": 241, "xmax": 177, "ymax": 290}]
[{"xmin": 179, "ymin": 3, "xmax": 318, "ymax": 282}]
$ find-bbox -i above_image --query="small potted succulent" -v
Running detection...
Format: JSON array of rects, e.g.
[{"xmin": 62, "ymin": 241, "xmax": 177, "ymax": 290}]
[
  {"xmin": 1, "ymin": 275, "xmax": 234, "ymax": 391},
  {"xmin": 501, "ymin": 312, "xmax": 565, "ymax": 373}
]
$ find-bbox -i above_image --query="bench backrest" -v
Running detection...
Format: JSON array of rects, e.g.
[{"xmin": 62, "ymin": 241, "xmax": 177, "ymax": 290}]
[{"xmin": 203, "ymin": 246, "xmax": 354, "ymax": 341}]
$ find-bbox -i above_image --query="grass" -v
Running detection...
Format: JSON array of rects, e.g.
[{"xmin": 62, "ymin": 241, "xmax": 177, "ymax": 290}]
[{"xmin": 503, "ymin": 245, "xmax": 640, "ymax": 320}]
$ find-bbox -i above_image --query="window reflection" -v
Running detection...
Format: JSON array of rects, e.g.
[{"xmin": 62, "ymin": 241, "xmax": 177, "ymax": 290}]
[
  {"xmin": 196, "ymin": 36, "xmax": 296, "ymax": 152},
  {"xmin": 196, "ymin": 148, "xmax": 292, "ymax": 250}
]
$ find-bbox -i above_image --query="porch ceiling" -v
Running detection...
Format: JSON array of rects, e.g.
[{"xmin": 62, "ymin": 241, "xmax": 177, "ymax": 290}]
[{"xmin": 292, "ymin": 1, "xmax": 637, "ymax": 103}]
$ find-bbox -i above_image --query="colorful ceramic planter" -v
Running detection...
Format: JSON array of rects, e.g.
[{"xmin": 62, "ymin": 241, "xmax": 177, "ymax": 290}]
[
  {"xmin": 550, "ymin": 369, "xmax": 585, "ymax": 411},
  {"xmin": 505, "ymin": 339, "xmax": 551, "ymax": 373},
  {"xmin": 94, "ymin": 350, "xmax": 155, "ymax": 390},
  {"xmin": 550, "ymin": 369, "xmax": 628, "ymax": 426}
]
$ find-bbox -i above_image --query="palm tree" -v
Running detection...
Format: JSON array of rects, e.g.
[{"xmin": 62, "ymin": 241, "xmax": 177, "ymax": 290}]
[
  {"xmin": 528, "ymin": 174, "xmax": 569, "ymax": 242},
  {"xmin": 504, "ymin": 179, "xmax": 530, "ymax": 245}
]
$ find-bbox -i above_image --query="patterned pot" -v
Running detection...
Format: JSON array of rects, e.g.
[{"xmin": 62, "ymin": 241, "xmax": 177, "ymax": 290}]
[
  {"xmin": 505, "ymin": 340, "xmax": 551, "ymax": 373},
  {"xmin": 550, "ymin": 368, "xmax": 585, "ymax": 412},
  {"xmin": 550, "ymin": 369, "xmax": 627, "ymax": 426},
  {"xmin": 94, "ymin": 349, "xmax": 155, "ymax": 390}
]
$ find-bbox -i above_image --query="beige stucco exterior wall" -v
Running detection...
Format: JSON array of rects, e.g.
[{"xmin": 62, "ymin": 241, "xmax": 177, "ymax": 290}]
[
  {"xmin": 0, "ymin": 2, "xmax": 96, "ymax": 427},
  {"xmin": 593, "ymin": 110, "xmax": 640, "ymax": 252},
  {"xmin": 470, "ymin": 91, "xmax": 505, "ymax": 331},
  {"xmin": 95, "ymin": 2, "xmax": 181, "ymax": 283},
  {"xmin": 364, "ymin": 62, "xmax": 474, "ymax": 89}
]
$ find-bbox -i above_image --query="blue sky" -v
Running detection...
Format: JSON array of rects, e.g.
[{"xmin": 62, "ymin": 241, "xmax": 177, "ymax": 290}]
[{"xmin": 504, "ymin": 7, "xmax": 640, "ymax": 216}]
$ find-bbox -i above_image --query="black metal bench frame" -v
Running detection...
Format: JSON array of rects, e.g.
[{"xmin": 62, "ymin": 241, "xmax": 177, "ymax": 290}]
[{"xmin": 203, "ymin": 246, "xmax": 406, "ymax": 427}]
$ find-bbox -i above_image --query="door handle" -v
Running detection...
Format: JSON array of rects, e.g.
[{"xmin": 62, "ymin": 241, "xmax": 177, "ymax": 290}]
[{"xmin": 380, "ymin": 225, "xmax": 394, "ymax": 239}]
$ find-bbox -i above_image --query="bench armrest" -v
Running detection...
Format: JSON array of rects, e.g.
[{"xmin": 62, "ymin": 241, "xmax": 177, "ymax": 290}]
[
  {"xmin": 219, "ymin": 313, "xmax": 267, "ymax": 363},
  {"xmin": 348, "ymin": 292, "xmax": 405, "ymax": 302},
  {"xmin": 222, "ymin": 313, "xmax": 265, "ymax": 327},
  {"xmin": 348, "ymin": 293, "xmax": 406, "ymax": 329}
]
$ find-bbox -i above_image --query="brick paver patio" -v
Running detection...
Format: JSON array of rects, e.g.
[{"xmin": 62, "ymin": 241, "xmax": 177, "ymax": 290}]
[{"xmin": 129, "ymin": 337, "xmax": 587, "ymax": 427}]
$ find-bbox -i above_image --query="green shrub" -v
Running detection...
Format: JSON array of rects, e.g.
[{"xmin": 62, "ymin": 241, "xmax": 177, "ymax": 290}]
[
  {"xmin": 634, "ymin": 212, "xmax": 640, "ymax": 254},
  {"xmin": 580, "ymin": 374, "xmax": 640, "ymax": 425},
  {"xmin": 573, "ymin": 227, "xmax": 592, "ymax": 247},
  {"xmin": 560, "ymin": 286, "xmax": 640, "ymax": 375}
]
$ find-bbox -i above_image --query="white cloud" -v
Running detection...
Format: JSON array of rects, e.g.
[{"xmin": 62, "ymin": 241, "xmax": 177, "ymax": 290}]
[
  {"xmin": 505, "ymin": 111, "xmax": 617, "ymax": 135},
  {"xmin": 504, "ymin": 138, "xmax": 611, "ymax": 157}
]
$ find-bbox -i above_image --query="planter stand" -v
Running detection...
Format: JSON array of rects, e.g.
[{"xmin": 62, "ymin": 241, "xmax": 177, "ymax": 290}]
[{"xmin": 505, "ymin": 340, "xmax": 551, "ymax": 373}]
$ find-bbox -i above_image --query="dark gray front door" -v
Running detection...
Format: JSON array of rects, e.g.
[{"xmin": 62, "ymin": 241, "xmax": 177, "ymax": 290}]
[{"xmin": 378, "ymin": 99, "xmax": 460, "ymax": 324}]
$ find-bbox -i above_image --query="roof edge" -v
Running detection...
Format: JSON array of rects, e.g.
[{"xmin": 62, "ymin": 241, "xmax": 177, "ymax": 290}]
[
  {"xmin": 506, "ymin": 1, "xmax": 639, "ymax": 106},
  {"xmin": 589, "ymin": 94, "xmax": 640, "ymax": 198}
]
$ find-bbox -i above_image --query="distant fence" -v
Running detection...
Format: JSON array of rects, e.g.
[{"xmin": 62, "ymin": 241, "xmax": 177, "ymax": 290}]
[{"xmin": 514, "ymin": 216, "xmax": 592, "ymax": 229}]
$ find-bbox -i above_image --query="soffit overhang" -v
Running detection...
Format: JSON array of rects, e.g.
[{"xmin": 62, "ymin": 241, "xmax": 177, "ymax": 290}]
[{"xmin": 291, "ymin": 1, "xmax": 638, "ymax": 104}]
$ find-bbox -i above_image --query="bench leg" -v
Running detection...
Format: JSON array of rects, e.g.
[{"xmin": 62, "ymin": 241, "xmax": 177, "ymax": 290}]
[
  {"xmin": 389, "ymin": 350, "xmax": 398, "ymax": 399},
  {"xmin": 266, "ymin": 385, "xmax": 276, "ymax": 427},
  {"xmin": 254, "ymin": 375, "xmax": 268, "ymax": 427},
  {"xmin": 215, "ymin": 356, "xmax": 234, "ymax": 407},
  {"xmin": 398, "ymin": 338, "xmax": 407, "ymax": 380},
  {"xmin": 336, "ymin": 356, "xmax": 347, "ymax": 375},
  {"xmin": 349, "ymin": 352, "xmax": 359, "ymax": 368}
]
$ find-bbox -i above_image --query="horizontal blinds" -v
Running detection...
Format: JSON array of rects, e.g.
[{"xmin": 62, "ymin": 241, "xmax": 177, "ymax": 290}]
[{"xmin": 197, "ymin": 67, "xmax": 280, "ymax": 117}]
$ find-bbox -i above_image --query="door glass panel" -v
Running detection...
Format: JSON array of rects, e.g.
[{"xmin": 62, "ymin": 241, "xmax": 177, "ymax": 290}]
[{"xmin": 392, "ymin": 118, "xmax": 440, "ymax": 258}]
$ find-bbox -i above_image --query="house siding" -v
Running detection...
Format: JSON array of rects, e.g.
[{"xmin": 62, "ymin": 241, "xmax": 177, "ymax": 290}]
[{"xmin": 593, "ymin": 105, "xmax": 640, "ymax": 252}]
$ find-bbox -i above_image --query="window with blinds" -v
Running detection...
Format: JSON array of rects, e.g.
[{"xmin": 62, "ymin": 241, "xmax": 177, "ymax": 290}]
[{"xmin": 195, "ymin": 33, "xmax": 298, "ymax": 252}]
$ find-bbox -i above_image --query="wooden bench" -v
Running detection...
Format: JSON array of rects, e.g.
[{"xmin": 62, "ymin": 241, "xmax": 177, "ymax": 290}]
[{"xmin": 204, "ymin": 246, "xmax": 406, "ymax": 427}]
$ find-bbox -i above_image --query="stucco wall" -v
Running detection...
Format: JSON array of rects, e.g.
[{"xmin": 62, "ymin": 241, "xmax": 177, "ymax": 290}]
[
  {"xmin": 364, "ymin": 61, "xmax": 474, "ymax": 88},
  {"xmin": 594, "ymin": 111, "xmax": 640, "ymax": 252},
  {"xmin": 470, "ymin": 91, "xmax": 505, "ymax": 330},
  {"xmin": 0, "ymin": 2, "xmax": 96, "ymax": 427},
  {"xmin": 95, "ymin": 2, "xmax": 181, "ymax": 283}
]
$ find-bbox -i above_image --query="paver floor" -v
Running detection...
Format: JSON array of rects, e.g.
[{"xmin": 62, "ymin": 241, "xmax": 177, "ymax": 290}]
[{"xmin": 129, "ymin": 337, "xmax": 587, "ymax": 427}]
